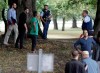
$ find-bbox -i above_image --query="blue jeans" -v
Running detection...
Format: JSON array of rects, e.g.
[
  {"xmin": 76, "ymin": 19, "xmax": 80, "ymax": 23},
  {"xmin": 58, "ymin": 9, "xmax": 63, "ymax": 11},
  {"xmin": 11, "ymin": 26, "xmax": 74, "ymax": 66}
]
[{"xmin": 42, "ymin": 21, "xmax": 50, "ymax": 39}]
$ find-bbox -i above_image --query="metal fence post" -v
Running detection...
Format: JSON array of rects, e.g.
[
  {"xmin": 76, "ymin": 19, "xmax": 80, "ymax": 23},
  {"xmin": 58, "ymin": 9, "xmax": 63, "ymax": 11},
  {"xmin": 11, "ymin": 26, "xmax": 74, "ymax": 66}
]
[{"xmin": 38, "ymin": 49, "xmax": 43, "ymax": 73}]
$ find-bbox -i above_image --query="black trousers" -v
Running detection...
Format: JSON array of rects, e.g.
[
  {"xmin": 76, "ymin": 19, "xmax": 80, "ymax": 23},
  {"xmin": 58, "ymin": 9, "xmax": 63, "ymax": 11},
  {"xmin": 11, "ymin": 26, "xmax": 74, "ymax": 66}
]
[
  {"xmin": 30, "ymin": 35, "xmax": 37, "ymax": 51},
  {"xmin": 15, "ymin": 31, "xmax": 25, "ymax": 49}
]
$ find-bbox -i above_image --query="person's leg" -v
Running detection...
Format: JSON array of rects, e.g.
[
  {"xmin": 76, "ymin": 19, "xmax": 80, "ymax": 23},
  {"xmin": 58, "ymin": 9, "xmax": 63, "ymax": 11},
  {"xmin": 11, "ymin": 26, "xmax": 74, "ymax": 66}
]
[
  {"xmin": 13, "ymin": 24, "xmax": 18, "ymax": 43},
  {"xmin": 19, "ymin": 32, "xmax": 25, "ymax": 49},
  {"xmin": 15, "ymin": 33, "xmax": 20, "ymax": 48},
  {"xmin": 42, "ymin": 22, "xmax": 45, "ymax": 27},
  {"xmin": 45, "ymin": 21, "xmax": 50, "ymax": 38},
  {"xmin": 43, "ymin": 23, "xmax": 46, "ymax": 39},
  {"xmin": 31, "ymin": 35, "xmax": 37, "ymax": 51},
  {"xmin": 43, "ymin": 21, "xmax": 50, "ymax": 39},
  {"xmin": 3, "ymin": 25, "xmax": 13, "ymax": 45}
]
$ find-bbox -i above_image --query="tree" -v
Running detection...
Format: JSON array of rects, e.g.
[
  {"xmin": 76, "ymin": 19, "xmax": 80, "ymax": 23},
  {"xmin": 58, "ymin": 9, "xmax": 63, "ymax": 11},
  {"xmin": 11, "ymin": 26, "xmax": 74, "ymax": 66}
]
[
  {"xmin": 48, "ymin": 0, "xmax": 59, "ymax": 30},
  {"xmin": 51, "ymin": 7, "xmax": 58, "ymax": 30},
  {"xmin": 72, "ymin": 16, "xmax": 77, "ymax": 28},
  {"xmin": 56, "ymin": 0, "xmax": 69, "ymax": 31},
  {"xmin": 94, "ymin": 0, "xmax": 100, "ymax": 35}
]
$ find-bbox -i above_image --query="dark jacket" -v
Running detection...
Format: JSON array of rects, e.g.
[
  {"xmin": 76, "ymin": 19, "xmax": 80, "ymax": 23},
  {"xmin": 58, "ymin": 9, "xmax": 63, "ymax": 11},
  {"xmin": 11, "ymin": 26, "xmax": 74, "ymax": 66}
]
[{"xmin": 65, "ymin": 59, "xmax": 86, "ymax": 73}]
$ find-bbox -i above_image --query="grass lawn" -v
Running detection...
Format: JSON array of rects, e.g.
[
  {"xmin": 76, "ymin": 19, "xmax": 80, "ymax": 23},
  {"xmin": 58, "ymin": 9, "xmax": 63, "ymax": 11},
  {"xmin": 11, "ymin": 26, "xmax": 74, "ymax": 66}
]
[{"xmin": 0, "ymin": 28, "xmax": 80, "ymax": 73}]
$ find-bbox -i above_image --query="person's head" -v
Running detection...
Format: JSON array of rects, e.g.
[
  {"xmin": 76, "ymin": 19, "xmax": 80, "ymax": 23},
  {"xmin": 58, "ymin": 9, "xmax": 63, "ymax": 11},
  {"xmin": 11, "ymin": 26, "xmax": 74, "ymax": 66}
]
[
  {"xmin": 12, "ymin": 3, "xmax": 17, "ymax": 9},
  {"xmin": 71, "ymin": 50, "xmax": 79, "ymax": 60},
  {"xmin": 83, "ymin": 30, "xmax": 88, "ymax": 37},
  {"xmin": 82, "ymin": 51, "xmax": 89, "ymax": 59},
  {"xmin": 97, "ymin": 31, "xmax": 100, "ymax": 42},
  {"xmin": 24, "ymin": 7, "xmax": 29, "ymax": 14},
  {"xmin": 44, "ymin": 5, "xmax": 48, "ymax": 10},
  {"xmin": 33, "ymin": 11, "xmax": 38, "ymax": 17},
  {"xmin": 82, "ymin": 10, "xmax": 88, "ymax": 17}
]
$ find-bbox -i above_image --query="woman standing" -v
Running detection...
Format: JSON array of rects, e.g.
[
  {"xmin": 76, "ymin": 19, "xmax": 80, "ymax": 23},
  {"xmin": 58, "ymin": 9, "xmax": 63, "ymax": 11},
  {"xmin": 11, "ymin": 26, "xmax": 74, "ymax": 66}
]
[{"xmin": 29, "ymin": 11, "xmax": 39, "ymax": 52}]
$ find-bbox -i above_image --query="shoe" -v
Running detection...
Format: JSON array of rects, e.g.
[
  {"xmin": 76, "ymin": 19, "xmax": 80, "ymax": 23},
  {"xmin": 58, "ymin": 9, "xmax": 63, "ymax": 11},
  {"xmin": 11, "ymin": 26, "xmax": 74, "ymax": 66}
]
[{"xmin": 3, "ymin": 43, "xmax": 10, "ymax": 46}]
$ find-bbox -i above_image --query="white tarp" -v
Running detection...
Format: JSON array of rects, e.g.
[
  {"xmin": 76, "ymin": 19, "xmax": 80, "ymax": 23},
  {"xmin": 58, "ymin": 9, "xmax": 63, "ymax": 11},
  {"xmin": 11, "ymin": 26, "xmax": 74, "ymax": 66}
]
[
  {"xmin": 27, "ymin": 53, "xmax": 54, "ymax": 72},
  {"xmin": 42, "ymin": 54, "xmax": 54, "ymax": 72},
  {"xmin": 0, "ymin": 21, "xmax": 5, "ymax": 32},
  {"xmin": 27, "ymin": 53, "xmax": 38, "ymax": 71}
]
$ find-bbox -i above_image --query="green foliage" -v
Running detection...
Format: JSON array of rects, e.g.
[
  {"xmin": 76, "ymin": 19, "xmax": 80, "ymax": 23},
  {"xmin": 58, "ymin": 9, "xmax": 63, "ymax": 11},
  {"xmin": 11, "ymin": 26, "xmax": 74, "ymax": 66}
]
[
  {"xmin": 0, "ymin": 0, "xmax": 8, "ymax": 20},
  {"xmin": 31, "ymin": 0, "xmax": 97, "ymax": 21},
  {"xmin": 36, "ymin": 0, "xmax": 48, "ymax": 12}
]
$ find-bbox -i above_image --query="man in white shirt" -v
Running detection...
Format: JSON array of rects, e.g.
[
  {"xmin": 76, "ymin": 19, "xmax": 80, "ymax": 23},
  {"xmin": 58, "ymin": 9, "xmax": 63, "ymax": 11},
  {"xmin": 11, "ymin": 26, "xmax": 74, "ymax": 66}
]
[{"xmin": 3, "ymin": 3, "xmax": 18, "ymax": 45}]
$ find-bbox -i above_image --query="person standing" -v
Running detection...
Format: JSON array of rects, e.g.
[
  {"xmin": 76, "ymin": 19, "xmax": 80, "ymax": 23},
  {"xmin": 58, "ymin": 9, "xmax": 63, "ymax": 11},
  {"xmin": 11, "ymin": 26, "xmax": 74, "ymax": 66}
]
[
  {"xmin": 29, "ymin": 11, "xmax": 39, "ymax": 52},
  {"xmin": 82, "ymin": 51, "xmax": 99, "ymax": 73},
  {"xmin": 65, "ymin": 51, "xmax": 86, "ymax": 73},
  {"xmin": 82, "ymin": 10, "xmax": 93, "ymax": 36},
  {"xmin": 3, "ymin": 3, "xmax": 18, "ymax": 45},
  {"xmin": 74, "ymin": 30, "xmax": 96, "ymax": 56},
  {"xmin": 15, "ymin": 7, "xmax": 29, "ymax": 49},
  {"xmin": 40, "ymin": 5, "xmax": 52, "ymax": 39}
]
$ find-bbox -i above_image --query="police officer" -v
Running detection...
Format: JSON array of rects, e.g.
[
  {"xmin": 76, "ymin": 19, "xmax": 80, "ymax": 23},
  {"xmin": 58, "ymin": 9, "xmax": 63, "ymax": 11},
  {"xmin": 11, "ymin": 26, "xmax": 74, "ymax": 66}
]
[
  {"xmin": 82, "ymin": 10, "xmax": 93, "ymax": 36},
  {"xmin": 40, "ymin": 5, "xmax": 52, "ymax": 39}
]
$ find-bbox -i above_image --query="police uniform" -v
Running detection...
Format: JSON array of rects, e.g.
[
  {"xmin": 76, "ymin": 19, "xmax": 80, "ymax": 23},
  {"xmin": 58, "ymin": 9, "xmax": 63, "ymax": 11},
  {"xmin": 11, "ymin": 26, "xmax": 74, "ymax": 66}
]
[
  {"xmin": 82, "ymin": 16, "xmax": 93, "ymax": 36},
  {"xmin": 40, "ymin": 9, "xmax": 51, "ymax": 39}
]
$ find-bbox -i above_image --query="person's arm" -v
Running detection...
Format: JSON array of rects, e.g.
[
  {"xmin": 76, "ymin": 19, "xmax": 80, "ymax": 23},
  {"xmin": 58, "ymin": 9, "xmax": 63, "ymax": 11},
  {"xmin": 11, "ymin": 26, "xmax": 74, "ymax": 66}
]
[
  {"xmin": 23, "ymin": 13, "xmax": 27, "ymax": 33},
  {"xmin": 74, "ymin": 39, "xmax": 82, "ymax": 54},
  {"xmin": 81, "ymin": 61, "xmax": 88, "ymax": 73},
  {"xmin": 92, "ymin": 38, "xmax": 96, "ymax": 45},
  {"xmin": 33, "ymin": 22, "xmax": 36, "ymax": 32},
  {"xmin": 11, "ymin": 9, "xmax": 17, "ymax": 24},
  {"xmin": 24, "ymin": 23, "xmax": 28, "ymax": 33},
  {"xmin": 40, "ymin": 11, "xmax": 45, "ymax": 23},
  {"xmin": 48, "ymin": 11, "xmax": 52, "ymax": 19},
  {"xmin": 81, "ymin": 65, "xmax": 86, "ymax": 73},
  {"xmin": 7, "ymin": 9, "xmax": 12, "ymax": 23}
]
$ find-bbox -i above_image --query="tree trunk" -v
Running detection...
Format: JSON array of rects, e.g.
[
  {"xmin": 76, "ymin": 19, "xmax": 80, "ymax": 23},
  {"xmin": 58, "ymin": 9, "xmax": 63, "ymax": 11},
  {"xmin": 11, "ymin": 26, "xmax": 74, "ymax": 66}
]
[
  {"xmin": 94, "ymin": 0, "xmax": 100, "ymax": 35},
  {"xmin": 32, "ymin": 0, "xmax": 36, "ymax": 11},
  {"xmin": 62, "ymin": 17, "xmax": 65, "ymax": 31},
  {"xmin": 53, "ymin": 16, "xmax": 58, "ymax": 30},
  {"xmin": 72, "ymin": 17, "xmax": 77, "ymax": 28}
]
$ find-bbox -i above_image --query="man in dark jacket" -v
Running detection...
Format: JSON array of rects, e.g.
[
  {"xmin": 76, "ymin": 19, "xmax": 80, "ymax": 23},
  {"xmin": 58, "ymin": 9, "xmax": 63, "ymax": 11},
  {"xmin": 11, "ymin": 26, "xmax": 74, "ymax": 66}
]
[
  {"xmin": 65, "ymin": 51, "xmax": 86, "ymax": 73},
  {"xmin": 15, "ymin": 7, "xmax": 29, "ymax": 49}
]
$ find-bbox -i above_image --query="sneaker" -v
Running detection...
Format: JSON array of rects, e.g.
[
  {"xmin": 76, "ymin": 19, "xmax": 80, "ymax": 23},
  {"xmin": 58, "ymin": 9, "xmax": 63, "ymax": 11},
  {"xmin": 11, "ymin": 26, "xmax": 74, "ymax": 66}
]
[{"xmin": 3, "ymin": 43, "xmax": 10, "ymax": 46}]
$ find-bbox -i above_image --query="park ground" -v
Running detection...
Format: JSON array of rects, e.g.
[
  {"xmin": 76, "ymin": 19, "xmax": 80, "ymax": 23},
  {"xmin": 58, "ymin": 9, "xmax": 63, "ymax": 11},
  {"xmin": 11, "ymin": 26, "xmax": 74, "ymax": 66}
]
[{"xmin": 0, "ymin": 28, "xmax": 82, "ymax": 73}]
